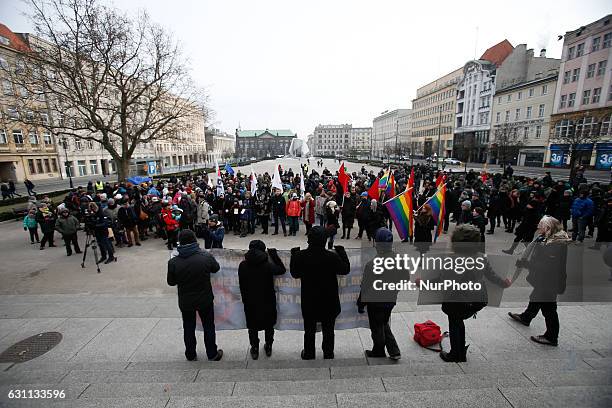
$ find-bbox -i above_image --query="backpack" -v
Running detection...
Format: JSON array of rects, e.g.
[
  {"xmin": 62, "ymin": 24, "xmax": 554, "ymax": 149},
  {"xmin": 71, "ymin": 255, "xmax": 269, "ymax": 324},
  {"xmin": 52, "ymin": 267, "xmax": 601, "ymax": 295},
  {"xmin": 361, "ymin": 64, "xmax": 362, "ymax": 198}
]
[{"xmin": 414, "ymin": 320, "xmax": 448, "ymax": 352}]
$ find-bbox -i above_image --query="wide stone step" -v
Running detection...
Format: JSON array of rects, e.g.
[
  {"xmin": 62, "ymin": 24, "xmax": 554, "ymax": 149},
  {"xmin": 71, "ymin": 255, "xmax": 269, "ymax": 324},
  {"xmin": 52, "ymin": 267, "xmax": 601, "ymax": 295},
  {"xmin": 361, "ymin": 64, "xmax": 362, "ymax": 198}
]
[{"xmin": 1, "ymin": 384, "xmax": 611, "ymax": 408}]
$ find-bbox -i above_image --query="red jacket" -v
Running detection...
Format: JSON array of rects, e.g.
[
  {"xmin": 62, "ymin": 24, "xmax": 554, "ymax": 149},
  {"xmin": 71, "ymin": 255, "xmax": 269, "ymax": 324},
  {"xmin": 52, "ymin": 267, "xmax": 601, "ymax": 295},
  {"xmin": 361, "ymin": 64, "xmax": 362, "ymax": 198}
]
[
  {"xmin": 301, "ymin": 198, "xmax": 315, "ymax": 223},
  {"xmin": 286, "ymin": 199, "xmax": 301, "ymax": 217},
  {"xmin": 161, "ymin": 207, "xmax": 179, "ymax": 231}
]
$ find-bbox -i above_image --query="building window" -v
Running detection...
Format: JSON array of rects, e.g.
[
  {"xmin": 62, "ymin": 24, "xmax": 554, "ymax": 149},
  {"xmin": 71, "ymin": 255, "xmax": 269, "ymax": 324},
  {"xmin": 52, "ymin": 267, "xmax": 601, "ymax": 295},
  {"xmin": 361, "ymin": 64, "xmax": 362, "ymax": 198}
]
[
  {"xmin": 43, "ymin": 131, "xmax": 52, "ymax": 145},
  {"xmin": 604, "ymin": 32, "xmax": 612, "ymax": 48},
  {"xmin": 592, "ymin": 87, "xmax": 601, "ymax": 103},
  {"xmin": 0, "ymin": 129, "xmax": 6, "ymax": 144},
  {"xmin": 29, "ymin": 131, "xmax": 39, "ymax": 145},
  {"xmin": 28, "ymin": 159, "xmax": 36, "ymax": 174},
  {"xmin": 568, "ymin": 93, "xmax": 576, "ymax": 107},
  {"xmin": 75, "ymin": 139, "xmax": 82, "ymax": 150},
  {"xmin": 2, "ymin": 80, "xmax": 12, "ymax": 96},
  {"xmin": 36, "ymin": 159, "xmax": 43, "ymax": 173},
  {"xmin": 597, "ymin": 60, "xmax": 607, "ymax": 76},
  {"xmin": 496, "ymin": 112, "xmax": 501, "ymax": 123},
  {"xmin": 40, "ymin": 113, "xmax": 49, "ymax": 125},
  {"xmin": 528, "ymin": 88, "xmax": 534, "ymax": 97},
  {"xmin": 51, "ymin": 158, "xmax": 58, "ymax": 172},
  {"xmin": 13, "ymin": 130, "xmax": 23, "ymax": 145},
  {"xmin": 563, "ymin": 70, "xmax": 570, "ymax": 84},
  {"xmin": 505, "ymin": 111, "xmax": 510, "ymax": 122},
  {"xmin": 77, "ymin": 160, "xmax": 87, "ymax": 176},
  {"xmin": 560, "ymin": 94, "xmax": 567, "ymax": 109},
  {"xmin": 515, "ymin": 108, "xmax": 521, "ymax": 120},
  {"xmin": 90, "ymin": 160, "xmax": 98, "ymax": 175},
  {"xmin": 43, "ymin": 159, "xmax": 50, "ymax": 172},
  {"xmin": 567, "ymin": 46, "xmax": 575, "ymax": 59},
  {"xmin": 542, "ymin": 84, "xmax": 548, "ymax": 95},
  {"xmin": 571, "ymin": 68, "xmax": 580, "ymax": 82},
  {"xmin": 7, "ymin": 107, "xmax": 19, "ymax": 120},
  {"xmin": 506, "ymin": 94, "xmax": 511, "ymax": 102},
  {"xmin": 576, "ymin": 43, "xmax": 584, "ymax": 57},
  {"xmin": 535, "ymin": 125, "xmax": 542, "ymax": 139},
  {"xmin": 587, "ymin": 63, "xmax": 596, "ymax": 78},
  {"xmin": 524, "ymin": 127, "xmax": 530, "ymax": 139},
  {"xmin": 538, "ymin": 104, "xmax": 545, "ymax": 118},
  {"xmin": 498, "ymin": 96, "xmax": 502, "ymax": 104},
  {"xmin": 592, "ymin": 36, "xmax": 601, "ymax": 52},
  {"xmin": 582, "ymin": 89, "xmax": 591, "ymax": 105},
  {"xmin": 526, "ymin": 106, "xmax": 532, "ymax": 119},
  {"xmin": 517, "ymin": 91, "xmax": 522, "ymax": 100}
]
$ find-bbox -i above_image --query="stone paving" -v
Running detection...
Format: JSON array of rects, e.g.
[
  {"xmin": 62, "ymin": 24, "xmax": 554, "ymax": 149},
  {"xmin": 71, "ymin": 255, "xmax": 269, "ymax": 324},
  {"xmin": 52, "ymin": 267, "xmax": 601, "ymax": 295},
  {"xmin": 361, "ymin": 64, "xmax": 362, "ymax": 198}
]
[{"xmin": 0, "ymin": 158, "xmax": 611, "ymax": 407}]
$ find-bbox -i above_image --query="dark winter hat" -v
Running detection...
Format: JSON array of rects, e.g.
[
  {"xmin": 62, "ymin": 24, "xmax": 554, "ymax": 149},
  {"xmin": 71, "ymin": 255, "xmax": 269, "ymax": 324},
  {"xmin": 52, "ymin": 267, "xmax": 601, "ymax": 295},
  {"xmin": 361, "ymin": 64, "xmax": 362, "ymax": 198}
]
[
  {"xmin": 178, "ymin": 229, "xmax": 197, "ymax": 246},
  {"xmin": 249, "ymin": 240, "xmax": 266, "ymax": 252},
  {"xmin": 374, "ymin": 227, "xmax": 393, "ymax": 243},
  {"xmin": 307, "ymin": 226, "xmax": 327, "ymax": 247},
  {"xmin": 450, "ymin": 224, "xmax": 481, "ymax": 243}
]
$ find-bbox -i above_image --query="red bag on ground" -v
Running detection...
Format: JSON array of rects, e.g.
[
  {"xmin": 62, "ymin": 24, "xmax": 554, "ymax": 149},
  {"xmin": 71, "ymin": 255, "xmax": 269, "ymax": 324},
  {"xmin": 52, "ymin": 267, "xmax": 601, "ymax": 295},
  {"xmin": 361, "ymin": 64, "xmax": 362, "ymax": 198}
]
[{"xmin": 414, "ymin": 320, "xmax": 445, "ymax": 351}]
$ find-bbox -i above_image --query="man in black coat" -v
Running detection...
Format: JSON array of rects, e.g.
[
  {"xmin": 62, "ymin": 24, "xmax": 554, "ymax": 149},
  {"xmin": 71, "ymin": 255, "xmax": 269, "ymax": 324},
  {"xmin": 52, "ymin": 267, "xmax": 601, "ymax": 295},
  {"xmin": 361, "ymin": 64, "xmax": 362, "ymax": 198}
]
[
  {"xmin": 167, "ymin": 230, "xmax": 223, "ymax": 362},
  {"xmin": 290, "ymin": 226, "xmax": 350, "ymax": 359},
  {"xmin": 270, "ymin": 188, "xmax": 287, "ymax": 236},
  {"xmin": 238, "ymin": 240, "xmax": 286, "ymax": 360}
]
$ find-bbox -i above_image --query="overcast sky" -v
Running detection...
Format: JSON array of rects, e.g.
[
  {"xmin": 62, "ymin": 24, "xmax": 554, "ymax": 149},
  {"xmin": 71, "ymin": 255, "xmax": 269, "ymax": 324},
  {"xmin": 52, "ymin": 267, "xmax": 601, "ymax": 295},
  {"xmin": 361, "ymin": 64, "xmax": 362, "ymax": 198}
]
[{"xmin": 1, "ymin": 0, "xmax": 610, "ymax": 139}]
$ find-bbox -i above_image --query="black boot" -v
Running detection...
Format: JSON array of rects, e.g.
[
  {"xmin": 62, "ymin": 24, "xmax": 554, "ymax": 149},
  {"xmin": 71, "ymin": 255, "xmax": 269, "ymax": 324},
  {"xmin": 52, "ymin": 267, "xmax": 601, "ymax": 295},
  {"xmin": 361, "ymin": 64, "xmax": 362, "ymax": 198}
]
[
  {"xmin": 250, "ymin": 346, "xmax": 259, "ymax": 360},
  {"xmin": 264, "ymin": 342, "xmax": 272, "ymax": 357}
]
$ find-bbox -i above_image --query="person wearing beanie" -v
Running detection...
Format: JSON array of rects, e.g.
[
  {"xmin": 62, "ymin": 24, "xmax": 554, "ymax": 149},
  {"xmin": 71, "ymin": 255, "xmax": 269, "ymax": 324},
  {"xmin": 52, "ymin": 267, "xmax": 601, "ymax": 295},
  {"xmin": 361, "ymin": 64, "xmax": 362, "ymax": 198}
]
[
  {"xmin": 420, "ymin": 224, "xmax": 508, "ymax": 363},
  {"xmin": 238, "ymin": 240, "xmax": 286, "ymax": 360},
  {"xmin": 457, "ymin": 200, "xmax": 473, "ymax": 225},
  {"xmin": 357, "ymin": 227, "xmax": 401, "ymax": 360},
  {"xmin": 167, "ymin": 229, "xmax": 223, "ymax": 362},
  {"xmin": 290, "ymin": 226, "xmax": 350, "ymax": 360}
]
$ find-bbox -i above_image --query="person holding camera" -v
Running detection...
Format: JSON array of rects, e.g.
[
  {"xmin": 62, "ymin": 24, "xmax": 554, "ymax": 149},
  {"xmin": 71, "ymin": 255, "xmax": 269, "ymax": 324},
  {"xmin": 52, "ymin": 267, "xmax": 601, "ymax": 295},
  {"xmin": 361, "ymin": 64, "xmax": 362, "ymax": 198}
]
[
  {"xmin": 203, "ymin": 214, "xmax": 225, "ymax": 249},
  {"xmin": 88, "ymin": 202, "xmax": 116, "ymax": 264},
  {"xmin": 238, "ymin": 240, "xmax": 286, "ymax": 360},
  {"xmin": 167, "ymin": 229, "xmax": 223, "ymax": 362}
]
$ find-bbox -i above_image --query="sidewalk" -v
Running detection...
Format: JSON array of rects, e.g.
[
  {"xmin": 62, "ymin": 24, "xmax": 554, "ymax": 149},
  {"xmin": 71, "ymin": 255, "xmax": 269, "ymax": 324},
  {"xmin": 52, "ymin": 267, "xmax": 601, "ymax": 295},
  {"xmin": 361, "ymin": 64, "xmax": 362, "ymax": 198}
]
[{"xmin": 0, "ymin": 295, "xmax": 610, "ymax": 407}]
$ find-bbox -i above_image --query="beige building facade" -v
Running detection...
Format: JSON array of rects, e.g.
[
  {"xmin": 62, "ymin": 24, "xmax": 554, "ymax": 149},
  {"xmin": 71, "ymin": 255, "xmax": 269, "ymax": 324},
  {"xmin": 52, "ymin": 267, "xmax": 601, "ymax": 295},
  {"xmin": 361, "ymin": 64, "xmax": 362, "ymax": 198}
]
[{"xmin": 411, "ymin": 67, "xmax": 462, "ymax": 159}]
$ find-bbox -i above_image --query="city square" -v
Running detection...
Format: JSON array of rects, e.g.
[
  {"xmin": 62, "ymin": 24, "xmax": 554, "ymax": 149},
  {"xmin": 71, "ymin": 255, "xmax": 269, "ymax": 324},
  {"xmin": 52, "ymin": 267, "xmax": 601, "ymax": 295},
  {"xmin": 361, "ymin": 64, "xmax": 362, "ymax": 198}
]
[{"xmin": 0, "ymin": 0, "xmax": 611, "ymax": 407}]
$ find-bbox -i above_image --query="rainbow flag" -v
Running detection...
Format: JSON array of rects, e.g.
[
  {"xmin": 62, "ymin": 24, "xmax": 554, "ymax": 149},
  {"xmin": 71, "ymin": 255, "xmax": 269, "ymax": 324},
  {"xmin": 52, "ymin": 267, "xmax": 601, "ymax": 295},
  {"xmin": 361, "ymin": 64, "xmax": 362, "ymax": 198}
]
[
  {"xmin": 407, "ymin": 168, "xmax": 415, "ymax": 237},
  {"xmin": 384, "ymin": 187, "xmax": 414, "ymax": 241},
  {"xmin": 428, "ymin": 174, "xmax": 446, "ymax": 241},
  {"xmin": 378, "ymin": 168, "xmax": 389, "ymax": 191},
  {"xmin": 385, "ymin": 171, "xmax": 396, "ymax": 197}
]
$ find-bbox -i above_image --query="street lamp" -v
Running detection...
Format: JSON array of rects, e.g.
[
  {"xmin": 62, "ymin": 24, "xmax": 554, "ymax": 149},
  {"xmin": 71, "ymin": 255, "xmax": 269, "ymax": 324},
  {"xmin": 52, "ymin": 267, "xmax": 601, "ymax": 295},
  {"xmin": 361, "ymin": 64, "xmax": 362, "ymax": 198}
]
[{"xmin": 61, "ymin": 135, "xmax": 73, "ymax": 189}]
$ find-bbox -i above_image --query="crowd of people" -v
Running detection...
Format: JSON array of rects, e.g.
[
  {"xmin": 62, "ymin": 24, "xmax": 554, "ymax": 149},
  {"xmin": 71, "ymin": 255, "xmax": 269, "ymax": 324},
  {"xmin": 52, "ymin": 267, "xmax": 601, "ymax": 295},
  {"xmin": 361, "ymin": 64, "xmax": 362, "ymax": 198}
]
[{"xmin": 13, "ymin": 158, "xmax": 612, "ymax": 363}]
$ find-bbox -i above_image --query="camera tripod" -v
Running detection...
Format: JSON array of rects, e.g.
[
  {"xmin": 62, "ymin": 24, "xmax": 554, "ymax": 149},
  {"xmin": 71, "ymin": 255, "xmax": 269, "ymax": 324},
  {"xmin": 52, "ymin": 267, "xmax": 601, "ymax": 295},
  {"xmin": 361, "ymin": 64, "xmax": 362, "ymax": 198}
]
[{"xmin": 81, "ymin": 230, "xmax": 101, "ymax": 273}]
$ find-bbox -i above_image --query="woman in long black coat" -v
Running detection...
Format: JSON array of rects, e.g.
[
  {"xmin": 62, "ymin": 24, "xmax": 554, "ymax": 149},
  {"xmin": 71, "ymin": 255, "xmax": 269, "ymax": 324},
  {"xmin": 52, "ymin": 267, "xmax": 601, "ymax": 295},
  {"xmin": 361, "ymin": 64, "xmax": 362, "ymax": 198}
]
[
  {"xmin": 238, "ymin": 240, "xmax": 286, "ymax": 360},
  {"xmin": 413, "ymin": 204, "xmax": 435, "ymax": 254}
]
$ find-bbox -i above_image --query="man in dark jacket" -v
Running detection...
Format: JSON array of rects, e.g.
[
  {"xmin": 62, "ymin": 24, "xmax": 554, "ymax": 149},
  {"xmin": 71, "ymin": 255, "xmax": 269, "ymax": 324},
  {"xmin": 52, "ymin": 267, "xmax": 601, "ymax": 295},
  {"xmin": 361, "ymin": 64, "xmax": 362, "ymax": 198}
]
[
  {"xmin": 55, "ymin": 208, "xmax": 81, "ymax": 256},
  {"xmin": 270, "ymin": 188, "xmax": 287, "ymax": 236},
  {"xmin": 238, "ymin": 240, "xmax": 286, "ymax": 360},
  {"xmin": 357, "ymin": 227, "xmax": 401, "ymax": 360},
  {"xmin": 167, "ymin": 230, "xmax": 223, "ymax": 362},
  {"xmin": 290, "ymin": 226, "xmax": 350, "ymax": 359}
]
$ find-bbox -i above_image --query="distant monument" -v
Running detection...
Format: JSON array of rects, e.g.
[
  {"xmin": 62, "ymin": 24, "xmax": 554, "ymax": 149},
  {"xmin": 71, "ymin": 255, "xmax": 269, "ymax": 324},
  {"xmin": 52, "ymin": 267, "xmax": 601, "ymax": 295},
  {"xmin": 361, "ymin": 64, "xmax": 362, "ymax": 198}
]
[{"xmin": 288, "ymin": 138, "xmax": 310, "ymax": 157}]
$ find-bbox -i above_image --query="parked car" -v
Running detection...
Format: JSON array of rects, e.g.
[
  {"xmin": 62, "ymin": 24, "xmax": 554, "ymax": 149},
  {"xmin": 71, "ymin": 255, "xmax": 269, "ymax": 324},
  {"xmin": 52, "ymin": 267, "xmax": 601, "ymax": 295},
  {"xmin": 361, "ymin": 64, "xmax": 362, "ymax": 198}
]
[{"xmin": 444, "ymin": 157, "xmax": 462, "ymax": 165}]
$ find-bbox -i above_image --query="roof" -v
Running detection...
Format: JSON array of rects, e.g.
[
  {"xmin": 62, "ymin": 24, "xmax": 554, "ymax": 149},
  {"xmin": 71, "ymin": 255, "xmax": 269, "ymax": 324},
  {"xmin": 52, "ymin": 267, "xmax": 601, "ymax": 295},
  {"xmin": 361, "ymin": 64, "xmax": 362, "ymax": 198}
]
[
  {"xmin": 237, "ymin": 129, "xmax": 296, "ymax": 138},
  {"xmin": 0, "ymin": 23, "xmax": 31, "ymax": 53},
  {"xmin": 480, "ymin": 39, "xmax": 513, "ymax": 67}
]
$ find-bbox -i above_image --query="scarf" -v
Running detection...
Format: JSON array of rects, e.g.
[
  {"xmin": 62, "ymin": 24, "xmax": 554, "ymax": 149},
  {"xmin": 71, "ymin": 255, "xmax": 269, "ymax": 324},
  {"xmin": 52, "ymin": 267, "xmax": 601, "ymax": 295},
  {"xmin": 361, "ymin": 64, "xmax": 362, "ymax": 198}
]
[{"xmin": 177, "ymin": 242, "xmax": 200, "ymax": 258}]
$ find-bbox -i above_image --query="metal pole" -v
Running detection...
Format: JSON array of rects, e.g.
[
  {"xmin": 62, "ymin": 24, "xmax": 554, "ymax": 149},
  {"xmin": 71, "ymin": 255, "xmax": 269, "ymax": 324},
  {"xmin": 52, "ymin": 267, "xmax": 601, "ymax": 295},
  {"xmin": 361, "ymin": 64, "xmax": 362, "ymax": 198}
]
[
  {"xmin": 437, "ymin": 107, "xmax": 442, "ymax": 170},
  {"xmin": 62, "ymin": 136, "xmax": 73, "ymax": 189}
]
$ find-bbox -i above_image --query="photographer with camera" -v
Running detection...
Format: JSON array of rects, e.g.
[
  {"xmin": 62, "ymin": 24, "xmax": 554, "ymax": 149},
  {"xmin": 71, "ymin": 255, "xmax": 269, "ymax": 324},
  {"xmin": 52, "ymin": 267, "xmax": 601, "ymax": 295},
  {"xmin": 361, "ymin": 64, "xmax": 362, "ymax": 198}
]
[
  {"xmin": 203, "ymin": 214, "xmax": 224, "ymax": 249},
  {"xmin": 87, "ymin": 202, "xmax": 116, "ymax": 264}
]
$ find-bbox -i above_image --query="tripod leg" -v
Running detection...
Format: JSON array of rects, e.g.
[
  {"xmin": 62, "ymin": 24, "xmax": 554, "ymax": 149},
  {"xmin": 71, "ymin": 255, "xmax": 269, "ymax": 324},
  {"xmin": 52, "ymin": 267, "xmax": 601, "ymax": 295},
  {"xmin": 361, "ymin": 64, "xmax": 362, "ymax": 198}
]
[{"xmin": 81, "ymin": 235, "xmax": 89, "ymax": 268}]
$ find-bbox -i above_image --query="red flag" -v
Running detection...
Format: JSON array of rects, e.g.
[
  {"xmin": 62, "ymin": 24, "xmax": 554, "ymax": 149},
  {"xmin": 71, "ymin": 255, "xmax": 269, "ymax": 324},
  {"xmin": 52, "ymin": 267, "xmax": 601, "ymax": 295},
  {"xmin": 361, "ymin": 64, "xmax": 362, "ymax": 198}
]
[
  {"xmin": 481, "ymin": 171, "xmax": 488, "ymax": 183},
  {"xmin": 407, "ymin": 168, "xmax": 415, "ymax": 237},
  {"xmin": 338, "ymin": 162, "xmax": 350, "ymax": 194},
  {"xmin": 367, "ymin": 178, "xmax": 380, "ymax": 200}
]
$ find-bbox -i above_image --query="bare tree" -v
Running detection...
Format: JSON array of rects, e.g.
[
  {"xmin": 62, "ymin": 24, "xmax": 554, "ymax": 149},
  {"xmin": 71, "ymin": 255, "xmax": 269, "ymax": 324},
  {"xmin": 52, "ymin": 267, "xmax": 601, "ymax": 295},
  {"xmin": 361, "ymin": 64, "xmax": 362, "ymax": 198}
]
[
  {"xmin": 492, "ymin": 122, "xmax": 523, "ymax": 165},
  {"xmin": 550, "ymin": 116, "xmax": 603, "ymax": 182},
  {"xmin": 11, "ymin": 0, "xmax": 207, "ymax": 181}
]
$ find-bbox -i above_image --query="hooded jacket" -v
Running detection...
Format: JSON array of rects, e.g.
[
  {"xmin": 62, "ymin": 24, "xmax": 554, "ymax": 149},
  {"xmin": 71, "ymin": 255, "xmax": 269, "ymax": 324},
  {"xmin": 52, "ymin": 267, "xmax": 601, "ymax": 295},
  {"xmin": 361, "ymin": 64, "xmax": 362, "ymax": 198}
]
[
  {"xmin": 238, "ymin": 247, "xmax": 286, "ymax": 329},
  {"xmin": 167, "ymin": 243, "xmax": 220, "ymax": 310}
]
